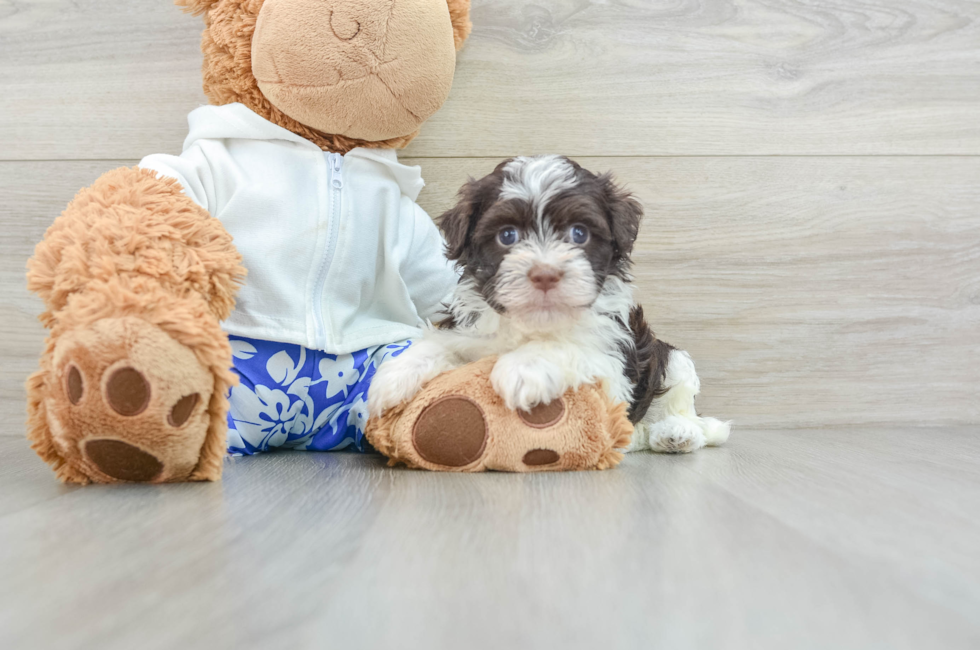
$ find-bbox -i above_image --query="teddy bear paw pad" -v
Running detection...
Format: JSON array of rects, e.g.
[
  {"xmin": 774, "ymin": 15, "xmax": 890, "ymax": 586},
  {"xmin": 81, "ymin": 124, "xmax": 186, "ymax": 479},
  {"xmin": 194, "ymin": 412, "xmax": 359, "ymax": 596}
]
[
  {"xmin": 83, "ymin": 439, "xmax": 164, "ymax": 482},
  {"xmin": 518, "ymin": 398, "xmax": 566, "ymax": 428},
  {"xmin": 522, "ymin": 448, "xmax": 560, "ymax": 466},
  {"xmin": 411, "ymin": 395, "xmax": 488, "ymax": 467},
  {"xmin": 104, "ymin": 367, "xmax": 151, "ymax": 416}
]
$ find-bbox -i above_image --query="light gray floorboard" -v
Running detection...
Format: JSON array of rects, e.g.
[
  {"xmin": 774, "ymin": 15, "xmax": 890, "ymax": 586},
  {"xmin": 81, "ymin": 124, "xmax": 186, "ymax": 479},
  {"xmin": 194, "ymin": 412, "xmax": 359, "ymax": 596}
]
[{"xmin": 1, "ymin": 429, "xmax": 978, "ymax": 650}]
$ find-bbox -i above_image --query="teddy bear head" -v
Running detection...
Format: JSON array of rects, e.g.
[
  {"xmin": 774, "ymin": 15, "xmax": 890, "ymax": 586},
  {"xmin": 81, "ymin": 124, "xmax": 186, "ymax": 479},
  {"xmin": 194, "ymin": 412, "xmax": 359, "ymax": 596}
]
[{"xmin": 177, "ymin": 0, "xmax": 472, "ymax": 152}]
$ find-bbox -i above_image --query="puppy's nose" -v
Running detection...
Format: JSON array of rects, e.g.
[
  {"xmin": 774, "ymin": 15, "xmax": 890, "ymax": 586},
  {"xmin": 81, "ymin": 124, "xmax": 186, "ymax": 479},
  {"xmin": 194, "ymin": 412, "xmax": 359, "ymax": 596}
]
[{"xmin": 528, "ymin": 265, "xmax": 564, "ymax": 292}]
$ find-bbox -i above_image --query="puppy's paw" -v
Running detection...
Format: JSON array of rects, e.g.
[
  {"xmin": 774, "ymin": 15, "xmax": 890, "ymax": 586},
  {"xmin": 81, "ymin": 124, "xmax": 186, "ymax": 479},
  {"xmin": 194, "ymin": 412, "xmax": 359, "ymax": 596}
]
[
  {"xmin": 647, "ymin": 416, "xmax": 706, "ymax": 454},
  {"xmin": 491, "ymin": 353, "xmax": 565, "ymax": 412},
  {"xmin": 368, "ymin": 357, "xmax": 430, "ymax": 418}
]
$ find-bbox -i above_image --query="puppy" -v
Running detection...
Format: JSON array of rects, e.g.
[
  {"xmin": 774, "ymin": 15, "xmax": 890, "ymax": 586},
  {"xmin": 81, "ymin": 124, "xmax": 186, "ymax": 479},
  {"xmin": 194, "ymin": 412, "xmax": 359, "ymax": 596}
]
[{"xmin": 368, "ymin": 155, "xmax": 730, "ymax": 453}]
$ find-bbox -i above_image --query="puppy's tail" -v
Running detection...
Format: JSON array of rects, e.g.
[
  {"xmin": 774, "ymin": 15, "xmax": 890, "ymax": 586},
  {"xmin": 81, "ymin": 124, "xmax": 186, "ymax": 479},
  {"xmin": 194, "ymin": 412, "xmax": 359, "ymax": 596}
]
[{"xmin": 698, "ymin": 417, "xmax": 732, "ymax": 446}]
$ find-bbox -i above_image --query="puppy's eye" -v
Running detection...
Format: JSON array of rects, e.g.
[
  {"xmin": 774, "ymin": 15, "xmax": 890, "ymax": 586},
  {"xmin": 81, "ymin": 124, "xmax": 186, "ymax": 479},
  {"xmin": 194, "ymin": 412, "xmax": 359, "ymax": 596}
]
[
  {"xmin": 497, "ymin": 227, "xmax": 520, "ymax": 247},
  {"xmin": 569, "ymin": 224, "xmax": 590, "ymax": 245}
]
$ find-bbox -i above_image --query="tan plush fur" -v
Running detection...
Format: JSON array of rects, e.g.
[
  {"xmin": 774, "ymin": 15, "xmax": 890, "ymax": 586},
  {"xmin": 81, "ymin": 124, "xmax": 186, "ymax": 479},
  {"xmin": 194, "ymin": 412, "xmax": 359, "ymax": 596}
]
[
  {"xmin": 365, "ymin": 358, "xmax": 634, "ymax": 473},
  {"xmin": 26, "ymin": 169, "xmax": 245, "ymax": 483},
  {"xmin": 179, "ymin": 0, "xmax": 471, "ymax": 153},
  {"xmin": 446, "ymin": 0, "xmax": 473, "ymax": 49}
]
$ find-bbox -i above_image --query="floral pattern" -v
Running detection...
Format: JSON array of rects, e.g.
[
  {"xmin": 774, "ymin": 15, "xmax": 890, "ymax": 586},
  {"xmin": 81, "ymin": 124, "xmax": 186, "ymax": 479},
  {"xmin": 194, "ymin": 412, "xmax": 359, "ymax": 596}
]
[{"xmin": 225, "ymin": 336, "xmax": 411, "ymax": 455}]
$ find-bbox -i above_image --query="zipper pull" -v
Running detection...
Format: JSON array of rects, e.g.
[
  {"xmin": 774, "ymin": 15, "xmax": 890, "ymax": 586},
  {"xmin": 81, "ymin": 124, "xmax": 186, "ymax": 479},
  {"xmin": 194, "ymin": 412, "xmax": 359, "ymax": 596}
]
[{"xmin": 331, "ymin": 153, "xmax": 343, "ymax": 190}]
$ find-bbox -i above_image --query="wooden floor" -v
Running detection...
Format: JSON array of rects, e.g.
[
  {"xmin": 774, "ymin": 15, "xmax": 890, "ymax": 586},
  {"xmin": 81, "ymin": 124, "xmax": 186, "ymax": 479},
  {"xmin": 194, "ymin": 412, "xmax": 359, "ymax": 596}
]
[
  {"xmin": 1, "ymin": 1, "xmax": 979, "ymax": 648},
  {"xmin": 2, "ymin": 428, "xmax": 979, "ymax": 650}
]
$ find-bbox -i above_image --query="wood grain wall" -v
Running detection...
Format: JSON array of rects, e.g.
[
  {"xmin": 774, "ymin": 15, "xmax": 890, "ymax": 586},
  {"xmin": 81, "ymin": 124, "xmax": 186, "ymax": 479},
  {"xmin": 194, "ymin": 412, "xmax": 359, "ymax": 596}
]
[{"xmin": 1, "ymin": 0, "xmax": 978, "ymax": 435}]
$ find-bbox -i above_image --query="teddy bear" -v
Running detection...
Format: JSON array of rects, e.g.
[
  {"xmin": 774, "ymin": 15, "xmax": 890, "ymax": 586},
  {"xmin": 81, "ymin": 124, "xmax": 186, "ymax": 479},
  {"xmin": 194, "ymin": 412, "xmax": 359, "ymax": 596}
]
[{"xmin": 25, "ymin": 0, "xmax": 634, "ymax": 484}]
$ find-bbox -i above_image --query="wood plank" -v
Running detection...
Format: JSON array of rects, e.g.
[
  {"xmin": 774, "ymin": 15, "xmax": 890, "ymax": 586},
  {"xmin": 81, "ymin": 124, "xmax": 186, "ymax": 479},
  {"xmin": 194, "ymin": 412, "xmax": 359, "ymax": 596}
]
[
  {"xmin": 2, "ymin": 157, "xmax": 978, "ymax": 436},
  {"xmin": 1, "ymin": 429, "xmax": 978, "ymax": 649},
  {"xmin": 2, "ymin": 0, "xmax": 980, "ymax": 160},
  {"xmin": 0, "ymin": 0, "xmax": 206, "ymax": 161}
]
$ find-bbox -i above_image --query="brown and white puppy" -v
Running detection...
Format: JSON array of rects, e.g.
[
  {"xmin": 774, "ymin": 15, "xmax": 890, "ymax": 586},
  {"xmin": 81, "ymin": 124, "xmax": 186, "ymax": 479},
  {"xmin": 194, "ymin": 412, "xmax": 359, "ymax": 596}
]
[{"xmin": 368, "ymin": 155, "xmax": 729, "ymax": 453}]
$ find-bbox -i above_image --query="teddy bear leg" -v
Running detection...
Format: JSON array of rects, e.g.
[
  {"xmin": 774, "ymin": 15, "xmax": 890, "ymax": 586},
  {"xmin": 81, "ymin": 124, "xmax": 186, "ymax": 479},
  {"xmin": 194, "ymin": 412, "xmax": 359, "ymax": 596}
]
[
  {"xmin": 26, "ymin": 168, "xmax": 244, "ymax": 483},
  {"xmin": 365, "ymin": 358, "xmax": 634, "ymax": 472}
]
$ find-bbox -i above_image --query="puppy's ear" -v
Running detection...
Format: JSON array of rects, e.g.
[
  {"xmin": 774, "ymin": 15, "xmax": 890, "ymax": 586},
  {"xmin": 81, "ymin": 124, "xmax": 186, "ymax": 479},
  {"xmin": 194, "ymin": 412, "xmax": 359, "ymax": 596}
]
[
  {"xmin": 440, "ymin": 185, "xmax": 476, "ymax": 262},
  {"xmin": 439, "ymin": 164, "xmax": 505, "ymax": 262},
  {"xmin": 600, "ymin": 174, "xmax": 643, "ymax": 258}
]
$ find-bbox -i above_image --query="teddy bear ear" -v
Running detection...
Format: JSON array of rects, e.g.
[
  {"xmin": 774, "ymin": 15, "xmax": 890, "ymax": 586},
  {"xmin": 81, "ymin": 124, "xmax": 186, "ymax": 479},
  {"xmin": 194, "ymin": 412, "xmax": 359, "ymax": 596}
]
[
  {"xmin": 174, "ymin": 0, "xmax": 220, "ymax": 16},
  {"xmin": 446, "ymin": 0, "xmax": 472, "ymax": 51}
]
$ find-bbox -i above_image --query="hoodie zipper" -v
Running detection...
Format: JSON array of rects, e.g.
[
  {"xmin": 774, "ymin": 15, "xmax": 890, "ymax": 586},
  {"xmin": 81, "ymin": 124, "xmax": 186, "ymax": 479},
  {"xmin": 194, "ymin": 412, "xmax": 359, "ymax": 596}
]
[{"xmin": 312, "ymin": 152, "xmax": 344, "ymax": 349}]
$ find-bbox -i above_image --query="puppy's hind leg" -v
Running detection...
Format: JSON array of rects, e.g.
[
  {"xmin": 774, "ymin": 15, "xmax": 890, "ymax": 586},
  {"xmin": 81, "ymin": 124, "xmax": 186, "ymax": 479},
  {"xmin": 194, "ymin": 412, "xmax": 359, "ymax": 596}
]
[{"xmin": 638, "ymin": 350, "xmax": 731, "ymax": 454}]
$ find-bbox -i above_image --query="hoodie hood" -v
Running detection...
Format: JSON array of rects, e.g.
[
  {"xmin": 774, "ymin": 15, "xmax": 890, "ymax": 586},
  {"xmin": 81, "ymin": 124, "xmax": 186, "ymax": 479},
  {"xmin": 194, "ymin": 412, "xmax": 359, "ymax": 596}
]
[{"xmin": 184, "ymin": 103, "xmax": 425, "ymax": 200}]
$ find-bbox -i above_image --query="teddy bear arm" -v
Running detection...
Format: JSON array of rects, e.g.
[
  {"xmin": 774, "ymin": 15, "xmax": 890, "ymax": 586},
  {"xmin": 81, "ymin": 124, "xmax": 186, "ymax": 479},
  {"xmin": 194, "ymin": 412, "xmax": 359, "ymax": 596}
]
[{"xmin": 28, "ymin": 167, "xmax": 245, "ymax": 323}]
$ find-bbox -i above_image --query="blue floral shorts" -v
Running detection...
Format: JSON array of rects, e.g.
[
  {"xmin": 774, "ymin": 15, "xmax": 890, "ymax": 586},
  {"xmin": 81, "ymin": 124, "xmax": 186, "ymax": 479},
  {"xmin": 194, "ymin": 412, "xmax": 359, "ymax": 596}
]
[{"xmin": 225, "ymin": 336, "xmax": 411, "ymax": 456}]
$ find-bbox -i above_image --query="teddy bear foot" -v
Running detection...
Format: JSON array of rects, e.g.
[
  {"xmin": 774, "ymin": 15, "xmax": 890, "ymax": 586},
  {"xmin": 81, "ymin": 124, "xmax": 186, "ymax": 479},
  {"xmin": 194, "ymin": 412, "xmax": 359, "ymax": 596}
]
[
  {"xmin": 366, "ymin": 358, "xmax": 634, "ymax": 472},
  {"xmin": 32, "ymin": 317, "xmax": 217, "ymax": 483}
]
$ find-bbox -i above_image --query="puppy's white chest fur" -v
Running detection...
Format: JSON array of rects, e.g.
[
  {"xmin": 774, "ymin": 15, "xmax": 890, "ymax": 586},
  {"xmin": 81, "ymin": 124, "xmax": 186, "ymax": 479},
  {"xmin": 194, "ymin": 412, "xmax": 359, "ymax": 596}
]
[{"xmin": 443, "ymin": 276, "xmax": 637, "ymax": 411}]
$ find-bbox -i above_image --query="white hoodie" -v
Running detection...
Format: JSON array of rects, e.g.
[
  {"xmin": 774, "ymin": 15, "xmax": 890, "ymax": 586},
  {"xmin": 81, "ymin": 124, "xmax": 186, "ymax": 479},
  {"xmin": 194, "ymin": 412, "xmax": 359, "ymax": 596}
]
[{"xmin": 140, "ymin": 103, "xmax": 457, "ymax": 354}]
